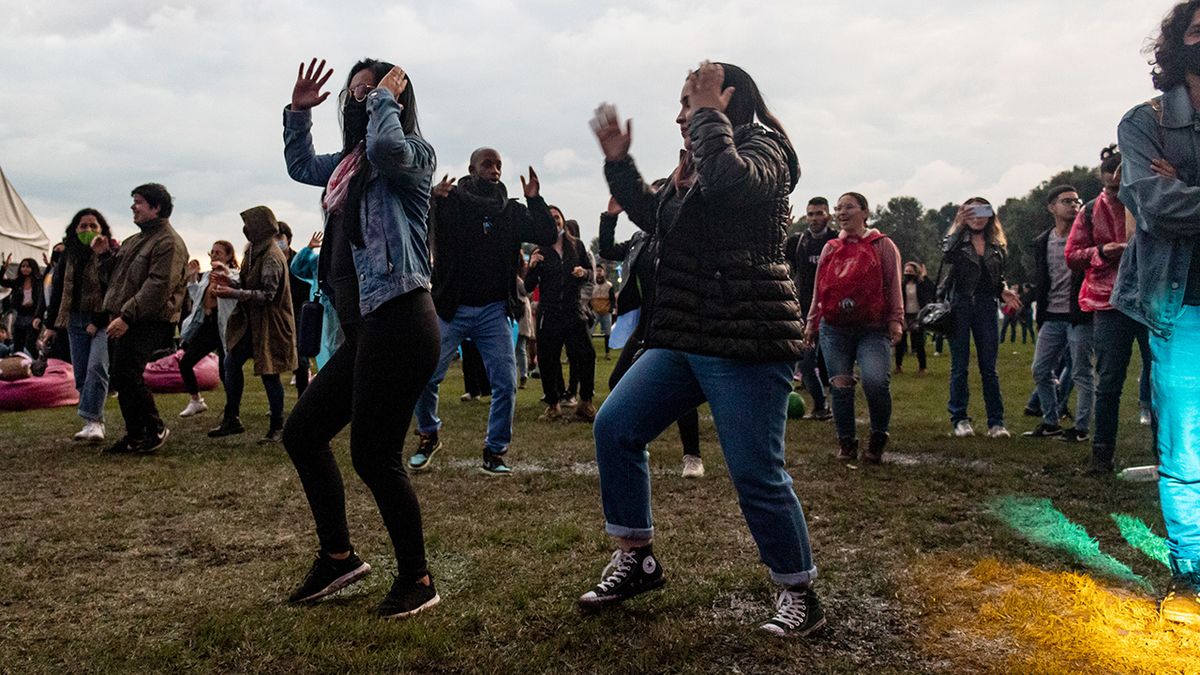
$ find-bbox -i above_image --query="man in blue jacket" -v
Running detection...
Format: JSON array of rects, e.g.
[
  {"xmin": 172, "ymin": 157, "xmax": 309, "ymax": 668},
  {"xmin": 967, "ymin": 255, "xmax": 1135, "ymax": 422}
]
[{"xmin": 1113, "ymin": 0, "xmax": 1200, "ymax": 625}]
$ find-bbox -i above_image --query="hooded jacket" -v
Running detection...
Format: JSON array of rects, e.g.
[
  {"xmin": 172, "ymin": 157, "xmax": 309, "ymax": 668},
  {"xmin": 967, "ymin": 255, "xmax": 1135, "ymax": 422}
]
[
  {"xmin": 224, "ymin": 206, "xmax": 298, "ymax": 376},
  {"xmin": 604, "ymin": 108, "xmax": 805, "ymax": 362},
  {"xmin": 101, "ymin": 217, "xmax": 189, "ymax": 325}
]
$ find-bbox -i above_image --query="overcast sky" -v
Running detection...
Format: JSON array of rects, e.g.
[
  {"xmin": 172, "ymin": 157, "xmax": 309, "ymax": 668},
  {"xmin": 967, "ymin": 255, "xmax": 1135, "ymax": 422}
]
[{"xmin": 0, "ymin": 1, "xmax": 1172, "ymax": 263}]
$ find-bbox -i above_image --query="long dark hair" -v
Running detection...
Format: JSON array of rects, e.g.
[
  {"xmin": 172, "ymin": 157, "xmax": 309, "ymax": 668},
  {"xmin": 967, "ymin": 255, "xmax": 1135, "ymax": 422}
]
[
  {"xmin": 341, "ymin": 58, "xmax": 423, "ymax": 151},
  {"xmin": 716, "ymin": 62, "xmax": 789, "ymax": 140},
  {"xmin": 17, "ymin": 258, "xmax": 41, "ymax": 279},
  {"xmin": 1147, "ymin": 0, "xmax": 1200, "ymax": 91},
  {"xmin": 64, "ymin": 208, "xmax": 112, "ymax": 240}
]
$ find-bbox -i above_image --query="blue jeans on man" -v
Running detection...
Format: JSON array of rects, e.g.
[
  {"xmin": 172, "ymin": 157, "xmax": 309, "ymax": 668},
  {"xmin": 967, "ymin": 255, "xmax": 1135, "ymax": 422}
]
[
  {"xmin": 416, "ymin": 301, "xmax": 517, "ymax": 454},
  {"xmin": 593, "ymin": 348, "xmax": 816, "ymax": 586},
  {"xmin": 1032, "ymin": 318, "xmax": 1094, "ymax": 432},
  {"xmin": 1092, "ymin": 308, "xmax": 1152, "ymax": 463},
  {"xmin": 67, "ymin": 310, "xmax": 109, "ymax": 423},
  {"xmin": 948, "ymin": 296, "xmax": 1005, "ymax": 428}
]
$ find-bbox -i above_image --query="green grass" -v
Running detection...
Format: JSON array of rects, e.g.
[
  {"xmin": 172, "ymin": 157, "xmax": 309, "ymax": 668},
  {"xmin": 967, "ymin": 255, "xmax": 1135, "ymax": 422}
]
[{"xmin": 0, "ymin": 336, "xmax": 1172, "ymax": 673}]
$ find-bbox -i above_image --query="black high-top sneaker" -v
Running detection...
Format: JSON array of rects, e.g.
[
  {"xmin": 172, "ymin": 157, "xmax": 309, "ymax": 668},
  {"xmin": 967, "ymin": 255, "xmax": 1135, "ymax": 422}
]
[
  {"xmin": 577, "ymin": 545, "xmax": 665, "ymax": 609},
  {"xmin": 760, "ymin": 584, "xmax": 827, "ymax": 637}
]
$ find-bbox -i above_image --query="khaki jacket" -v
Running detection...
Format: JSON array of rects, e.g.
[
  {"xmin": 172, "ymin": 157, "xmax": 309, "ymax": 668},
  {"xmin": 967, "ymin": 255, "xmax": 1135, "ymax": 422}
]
[{"xmin": 225, "ymin": 206, "xmax": 297, "ymax": 375}]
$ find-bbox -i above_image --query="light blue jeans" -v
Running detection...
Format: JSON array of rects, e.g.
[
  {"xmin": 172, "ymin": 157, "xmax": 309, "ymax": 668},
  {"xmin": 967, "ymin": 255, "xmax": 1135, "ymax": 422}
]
[
  {"xmin": 593, "ymin": 348, "xmax": 816, "ymax": 586},
  {"xmin": 820, "ymin": 323, "xmax": 893, "ymax": 439},
  {"xmin": 1153, "ymin": 305, "xmax": 1200, "ymax": 574},
  {"xmin": 1032, "ymin": 319, "xmax": 1094, "ymax": 432},
  {"xmin": 416, "ymin": 301, "xmax": 517, "ymax": 454},
  {"xmin": 67, "ymin": 311, "xmax": 109, "ymax": 422}
]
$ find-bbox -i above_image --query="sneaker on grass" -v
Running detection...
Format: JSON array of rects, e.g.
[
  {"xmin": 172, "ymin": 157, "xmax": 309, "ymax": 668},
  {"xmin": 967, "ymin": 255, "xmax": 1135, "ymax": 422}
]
[
  {"xmin": 986, "ymin": 425, "xmax": 1011, "ymax": 439},
  {"xmin": 578, "ymin": 546, "xmax": 665, "ymax": 609},
  {"xmin": 1023, "ymin": 423, "xmax": 1063, "ymax": 438},
  {"xmin": 138, "ymin": 426, "xmax": 170, "ymax": 454},
  {"xmin": 953, "ymin": 420, "xmax": 974, "ymax": 438},
  {"xmin": 481, "ymin": 449, "xmax": 511, "ymax": 476},
  {"xmin": 759, "ymin": 585, "xmax": 827, "ymax": 637},
  {"xmin": 1057, "ymin": 428, "xmax": 1089, "ymax": 443},
  {"xmin": 1161, "ymin": 573, "xmax": 1200, "ymax": 625},
  {"xmin": 287, "ymin": 551, "xmax": 372, "ymax": 604},
  {"xmin": 378, "ymin": 575, "xmax": 440, "ymax": 619},
  {"xmin": 179, "ymin": 397, "xmax": 208, "ymax": 417},
  {"xmin": 409, "ymin": 431, "xmax": 441, "ymax": 472},
  {"xmin": 681, "ymin": 454, "xmax": 705, "ymax": 478},
  {"xmin": 805, "ymin": 406, "xmax": 833, "ymax": 421},
  {"xmin": 74, "ymin": 421, "xmax": 105, "ymax": 442}
]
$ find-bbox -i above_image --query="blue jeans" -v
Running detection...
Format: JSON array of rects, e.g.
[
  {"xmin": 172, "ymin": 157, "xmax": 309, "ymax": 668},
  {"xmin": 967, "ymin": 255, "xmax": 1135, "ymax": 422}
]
[
  {"xmin": 1093, "ymin": 309, "xmax": 1151, "ymax": 452},
  {"xmin": 1032, "ymin": 319, "xmax": 1094, "ymax": 431},
  {"xmin": 67, "ymin": 311, "xmax": 109, "ymax": 422},
  {"xmin": 416, "ymin": 301, "xmax": 517, "ymax": 454},
  {"xmin": 1152, "ymin": 305, "xmax": 1200, "ymax": 574},
  {"xmin": 593, "ymin": 348, "xmax": 816, "ymax": 586},
  {"xmin": 1025, "ymin": 349, "xmax": 1072, "ymax": 417},
  {"xmin": 819, "ymin": 323, "xmax": 892, "ymax": 439},
  {"xmin": 948, "ymin": 296, "xmax": 1005, "ymax": 427}
]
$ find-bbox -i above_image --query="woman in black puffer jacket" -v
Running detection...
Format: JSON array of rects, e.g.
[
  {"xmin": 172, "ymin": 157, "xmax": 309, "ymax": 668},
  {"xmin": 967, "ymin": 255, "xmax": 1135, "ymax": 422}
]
[{"xmin": 577, "ymin": 61, "xmax": 823, "ymax": 639}]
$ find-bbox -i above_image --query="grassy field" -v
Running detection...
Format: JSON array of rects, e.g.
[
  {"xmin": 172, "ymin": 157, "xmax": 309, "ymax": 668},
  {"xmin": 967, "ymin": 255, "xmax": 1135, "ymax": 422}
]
[{"xmin": 2, "ymin": 335, "xmax": 1198, "ymax": 673}]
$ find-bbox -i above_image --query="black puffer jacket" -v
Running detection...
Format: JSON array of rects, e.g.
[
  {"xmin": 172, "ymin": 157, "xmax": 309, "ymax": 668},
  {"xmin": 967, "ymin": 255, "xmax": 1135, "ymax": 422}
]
[{"xmin": 604, "ymin": 108, "xmax": 804, "ymax": 362}]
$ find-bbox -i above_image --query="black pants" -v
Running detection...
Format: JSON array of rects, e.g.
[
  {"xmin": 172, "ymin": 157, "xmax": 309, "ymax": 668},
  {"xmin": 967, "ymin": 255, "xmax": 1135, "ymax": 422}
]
[
  {"xmin": 180, "ymin": 312, "xmax": 226, "ymax": 395},
  {"xmin": 537, "ymin": 313, "xmax": 595, "ymax": 404},
  {"xmin": 895, "ymin": 314, "xmax": 927, "ymax": 370},
  {"xmin": 294, "ymin": 358, "xmax": 310, "ymax": 398},
  {"xmin": 282, "ymin": 290, "xmax": 439, "ymax": 581},
  {"xmin": 461, "ymin": 340, "xmax": 491, "ymax": 397},
  {"xmin": 609, "ymin": 323, "xmax": 701, "ymax": 458},
  {"xmin": 110, "ymin": 321, "xmax": 174, "ymax": 442},
  {"xmin": 223, "ymin": 332, "xmax": 285, "ymax": 428}
]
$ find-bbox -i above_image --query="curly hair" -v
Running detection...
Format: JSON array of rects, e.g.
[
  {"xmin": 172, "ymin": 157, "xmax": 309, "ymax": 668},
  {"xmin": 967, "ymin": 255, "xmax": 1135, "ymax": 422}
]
[{"xmin": 1147, "ymin": 0, "xmax": 1200, "ymax": 91}]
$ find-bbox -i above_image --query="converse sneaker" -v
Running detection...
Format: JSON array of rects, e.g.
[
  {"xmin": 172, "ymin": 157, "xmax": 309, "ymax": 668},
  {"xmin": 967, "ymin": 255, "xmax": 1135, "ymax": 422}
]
[
  {"xmin": 408, "ymin": 431, "xmax": 442, "ymax": 472},
  {"xmin": 760, "ymin": 585, "xmax": 827, "ymax": 637},
  {"xmin": 74, "ymin": 421, "xmax": 106, "ymax": 442},
  {"xmin": 377, "ymin": 575, "xmax": 441, "ymax": 619},
  {"xmin": 577, "ymin": 546, "xmax": 665, "ymax": 608},
  {"xmin": 953, "ymin": 420, "xmax": 975, "ymax": 437},
  {"xmin": 179, "ymin": 398, "xmax": 208, "ymax": 417},
  {"xmin": 986, "ymin": 425, "xmax": 1011, "ymax": 439},
  {"xmin": 481, "ymin": 449, "xmax": 512, "ymax": 476},
  {"xmin": 1161, "ymin": 573, "xmax": 1200, "ymax": 625},
  {"xmin": 681, "ymin": 455, "xmax": 705, "ymax": 478},
  {"xmin": 1022, "ymin": 423, "xmax": 1063, "ymax": 438},
  {"xmin": 287, "ymin": 551, "xmax": 372, "ymax": 604}
]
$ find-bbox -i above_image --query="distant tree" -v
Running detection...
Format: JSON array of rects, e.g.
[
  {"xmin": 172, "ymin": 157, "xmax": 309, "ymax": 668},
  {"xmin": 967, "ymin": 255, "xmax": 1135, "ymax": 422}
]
[
  {"xmin": 872, "ymin": 196, "xmax": 941, "ymax": 267},
  {"xmin": 997, "ymin": 165, "xmax": 1100, "ymax": 284}
]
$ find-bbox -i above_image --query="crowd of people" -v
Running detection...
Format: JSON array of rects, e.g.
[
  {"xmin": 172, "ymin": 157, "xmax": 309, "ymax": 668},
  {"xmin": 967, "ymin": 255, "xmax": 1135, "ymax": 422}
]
[{"xmin": 4, "ymin": 0, "xmax": 1200, "ymax": 636}]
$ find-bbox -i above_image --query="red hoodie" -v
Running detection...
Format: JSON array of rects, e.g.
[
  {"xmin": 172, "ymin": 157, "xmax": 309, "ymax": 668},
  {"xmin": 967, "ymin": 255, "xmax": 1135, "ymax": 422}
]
[{"xmin": 1065, "ymin": 189, "xmax": 1127, "ymax": 313}]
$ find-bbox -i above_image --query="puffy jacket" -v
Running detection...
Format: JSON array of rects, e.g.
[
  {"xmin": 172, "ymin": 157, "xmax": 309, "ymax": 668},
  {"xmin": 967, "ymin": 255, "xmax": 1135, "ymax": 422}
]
[
  {"xmin": 283, "ymin": 87, "xmax": 435, "ymax": 317},
  {"xmin": 1065, "ymin": 191, "xmax": 1127, "ymax": 313},
  {"xmin": 604, "ymin": 108, "xmax": 804, "ymax": 362},
  {"xmin": 100, "ymin": 218, "xmax": 189, "ymax": 324}
]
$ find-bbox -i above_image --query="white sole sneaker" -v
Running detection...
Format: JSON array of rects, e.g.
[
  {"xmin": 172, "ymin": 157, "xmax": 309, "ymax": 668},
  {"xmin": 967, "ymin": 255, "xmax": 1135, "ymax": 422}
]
[
  {"xmin": 294, "ymin": 562, "xmax": 373, "ymax": 604},
  {"xmin": 381, "ymin": 592, "xmax": 441, "ymax": 620}
]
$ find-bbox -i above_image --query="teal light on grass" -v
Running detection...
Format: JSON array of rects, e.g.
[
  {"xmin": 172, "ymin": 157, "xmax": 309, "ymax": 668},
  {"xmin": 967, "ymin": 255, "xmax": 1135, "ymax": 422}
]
[
  {"xmin": 991, "ymin": 496, "xmax": 1150, "ymax": 590},
  {"xmin": 1111, "ymin": 513, "xmax": 1170, "ymax": 569}
]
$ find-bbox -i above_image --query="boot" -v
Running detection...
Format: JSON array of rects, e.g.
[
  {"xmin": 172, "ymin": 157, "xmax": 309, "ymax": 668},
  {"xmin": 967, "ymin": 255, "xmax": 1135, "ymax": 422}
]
[
  {"xmin": 863, "ymin": 431, "xmax": 889, "ymax": 464},
  {"xmin": 837, "ymin": 437, "xmax": 858, "ymax": 462}
]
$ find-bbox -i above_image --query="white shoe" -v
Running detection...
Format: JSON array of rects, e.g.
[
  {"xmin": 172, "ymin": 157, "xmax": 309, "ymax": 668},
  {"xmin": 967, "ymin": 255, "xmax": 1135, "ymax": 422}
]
[
  {"xmin": 953, "ymin": 420, "xmax": 975, "ymax": 437},
  {"xmin": 987, "ymin": 425, "xmax": 1011, "ymax": 439},
  {"xmin": 1140, "ymin": 408, "xmax": 1152, "ymax": 426},
  {"xmin": 74, "ymin": 421, "xmax": 105, "ymax": 442},
  {"xmin": 460, "ymin": 393, "xmax": 476, "ymax": 402},
  {"xmin": 682, "ymin": 455, "xmax": 705, "ymax": 478},
  {"xmin": 179, "ymin": 398, "xmax": 208, "ymax": 417}
]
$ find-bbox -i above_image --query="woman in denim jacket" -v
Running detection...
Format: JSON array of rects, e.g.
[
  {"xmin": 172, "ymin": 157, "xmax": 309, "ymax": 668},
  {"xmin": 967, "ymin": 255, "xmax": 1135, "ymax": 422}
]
[{"xmin": 279, "ymin": 57, "xmax": 441, "ymax": 620}]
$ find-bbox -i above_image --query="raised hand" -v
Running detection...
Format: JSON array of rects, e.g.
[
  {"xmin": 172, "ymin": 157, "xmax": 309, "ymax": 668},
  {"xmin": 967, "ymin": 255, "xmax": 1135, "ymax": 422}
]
[
  {"xmin": 3, "ymin": 253, "xmax": 11, "ymax": 267},
  {"xmin": 590, "ymin": 103, "xmax": 632, "ymax": 162},
  {"xmin": 606, "ymin": 195, "xmax": 623, "ymax": 216},
  {"xmin": 684, "ymin": 61, "xmax": 734, "ymax": 113},
  {"xmin": 377, "ymin": 65, "xmax": 408, "ymax": 100},
  {"xmin": 90, "ymin": 236, "xmax": 110, "ymax": 256},
  {"xmin": 292, "ymin": 58, "xmax": 334, "ymax": 111},
  {"xmin": 520, "ymin": 167, "xmax": 540, "ymax": 199},
  {"xmin": 307, "ymin": 231, "xmax": 324, "ymax": 249},
  {"xmin": 432, "ymin": 174, "xmax": 457, "ymax": 198},
  {"xmin": 529, "ymin": 250, "xmax": 544, "ymax": 268}
]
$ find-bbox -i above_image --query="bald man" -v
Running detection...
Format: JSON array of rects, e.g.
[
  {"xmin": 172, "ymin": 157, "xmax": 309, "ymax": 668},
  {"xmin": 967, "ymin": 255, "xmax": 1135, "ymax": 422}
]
[{"xmin": 412, "ymin": 148, "xmax": 558, "ymax": 475}]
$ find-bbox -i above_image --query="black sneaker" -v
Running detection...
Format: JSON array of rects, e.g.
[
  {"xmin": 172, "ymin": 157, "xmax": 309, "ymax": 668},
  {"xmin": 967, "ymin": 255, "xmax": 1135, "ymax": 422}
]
[
  {"xmin": 137, "ymin": 426, "xmax": 170, "ymax": 454},
  {"xmin": 1081, "ymin": 457, "xmax": 1115, "ymax": 476},
  {"xmin": 1022, "ymin": 423, "xmax": 1063, "ymax": 438},
  {"xmin": 208, "ymin": 416, "xmax": 245, "ymax": 438},
  {"xmin": 287, "ymin": 552, "xmax": 372, "ymax": 604},
  {"xmin": 1022, "ymin": 406, "xmax": 1042, "ymax": 418},
  {"xmin": 481, "ymin": 449, "xmax": 512, "ymax": 476},
  {"xmin": 760, "ymin": 585, "xmax": 827, "ymax": 637},
  {"xmin": 577, "ymin": 545, "xmax": 665, "ymax": 608},
  {"xmin": 408, "ymin": 431, "xmax": 441, "ymax": 472},
  {"xmin": 377, "ymin": 575, "xmax": 441, "ymax": 619},
  {"xmin": 101, "ymin": 436, "xmax": 139, "ymax": 455},
  {"xmin": 1057, "ymin": 428, "xmax": 1089, "ymax": 443},
  {"xmin": 260, "ymin": 427, "xmax": 284, "ymax": 444},
  {"xmin": 805, "ymin": 406, "xmax": 833, "ymax": 421}
]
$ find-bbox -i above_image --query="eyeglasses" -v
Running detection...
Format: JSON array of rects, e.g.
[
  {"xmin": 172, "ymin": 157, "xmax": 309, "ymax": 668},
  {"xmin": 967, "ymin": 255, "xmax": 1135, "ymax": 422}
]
[
  {"xmin": 1058, "ymin": 198, "xmax": 1083, "ymax": 206},
  {"xmin": 341, "ymin": 84, "xmax": 376, "ymax": 102}
]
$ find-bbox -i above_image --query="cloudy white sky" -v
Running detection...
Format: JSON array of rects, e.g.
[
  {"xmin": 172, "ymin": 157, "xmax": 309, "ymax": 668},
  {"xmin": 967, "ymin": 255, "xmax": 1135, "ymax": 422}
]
[{"xmin": 0, "ymin": 1, "xmax": 1172, "ymax": 262}]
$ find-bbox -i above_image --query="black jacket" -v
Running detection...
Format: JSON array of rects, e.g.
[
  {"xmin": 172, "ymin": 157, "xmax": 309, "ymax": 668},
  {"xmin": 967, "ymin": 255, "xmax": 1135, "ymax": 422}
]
[
  {"xmin": 429, "ymin": 178, "xmax": 558, "ymax": 322},
  {"xmin": 1032, "ymin": 227, "xmax": 1089, "ymax": 326},
  {"xmin": 938, "ymin": 229, "xmax": 1008, "ymax": 303},
  {"xmin": 598, "ymin": 212, "xmax": 655, "ymax": 317},
  {"xmin": 902, "ymin": 276, "xmax": 937, "ymax": 314},
  {"xmin": 525, "ymin": 237, "xmax": 593, "ymax": 324},
  {"xmin": 604, "ymin": 108, "xmax": 804, "ymax": 362},
  {"xmin": 785, "ymin": 226, "xmax": 838, "ymax": 317}
]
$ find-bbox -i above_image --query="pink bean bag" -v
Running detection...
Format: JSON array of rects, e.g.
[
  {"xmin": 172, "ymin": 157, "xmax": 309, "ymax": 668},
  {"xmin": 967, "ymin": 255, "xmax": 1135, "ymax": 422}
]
[
  {"xmin": 0, "ymin": 358, "xmax": 80, "ymax": 411},
  {"xmin": 144, "ymin": 350, "xmax": 220, "ymax": 394}
]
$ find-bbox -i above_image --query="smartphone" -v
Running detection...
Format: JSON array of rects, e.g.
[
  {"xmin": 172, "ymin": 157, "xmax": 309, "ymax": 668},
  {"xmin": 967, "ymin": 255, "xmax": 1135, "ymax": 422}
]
[{"xmin": 970, "ymin": 204, "xmax": 994, "ymax": 219}]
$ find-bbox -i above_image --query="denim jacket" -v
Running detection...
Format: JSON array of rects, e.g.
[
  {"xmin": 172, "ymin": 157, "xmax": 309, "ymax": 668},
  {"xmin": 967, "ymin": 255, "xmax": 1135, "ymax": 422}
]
[
  {"xmin": 283, "ymin": 88, "xmax": 435, "ymax": 317},
  {"xmin": 1113, "ymin": 85, "xmax": 1200, "ymax": 339}
]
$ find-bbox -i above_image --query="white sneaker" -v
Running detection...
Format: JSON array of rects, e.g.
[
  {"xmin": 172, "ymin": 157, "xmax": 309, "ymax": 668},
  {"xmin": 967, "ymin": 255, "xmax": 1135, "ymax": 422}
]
[
  {"xmin": 74, "ymin": 421, "xmax": 105, "ymax": 442},
  {"xmin": 460, "ymin": 393, "xmax": 476, "ymax": 402},
  {"xmin": 953, "ymin": 420, "xmax": 975, "ymax": 437},
  {"xmin": 987, "ymin": 425, "xmax": 1011, "ymax": 439},
  {"xmin": 1140, "ymin": 408, "xmax": 1152, "ymax": 426},
  {"xmin": 179, "ymin": 398, "xmax": 208, "ymax": 417},
  {"xmin": 681, "ymin": 455, "xmax": 705, "ymax": 478}
]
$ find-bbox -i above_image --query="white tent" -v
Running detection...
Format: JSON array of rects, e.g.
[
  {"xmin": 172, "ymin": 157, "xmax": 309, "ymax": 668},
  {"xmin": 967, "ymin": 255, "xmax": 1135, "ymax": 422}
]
[{"xmin": 0, "ymin": 164, "xmax": 50, "ymax": 264}]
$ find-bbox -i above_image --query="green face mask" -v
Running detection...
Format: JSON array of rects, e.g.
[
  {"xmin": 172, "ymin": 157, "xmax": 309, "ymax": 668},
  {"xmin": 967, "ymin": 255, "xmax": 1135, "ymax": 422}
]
[{"xmin": 77, "ymin": 231, "xmax": 98, "ymax": 246}]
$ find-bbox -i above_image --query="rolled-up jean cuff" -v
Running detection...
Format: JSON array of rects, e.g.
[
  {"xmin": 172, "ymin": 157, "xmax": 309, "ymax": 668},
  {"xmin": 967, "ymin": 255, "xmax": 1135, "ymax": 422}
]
[
  {"xmin": 605, "ymin": 522, "xmax": 654, "ymax": 541},
  {"xmin": 1170, "ymin": 556, "xmax": 1200, "ymax": 577},
  {"xmin": 771, "ymin": 566, "xmax": 818, "ymax": 587}
]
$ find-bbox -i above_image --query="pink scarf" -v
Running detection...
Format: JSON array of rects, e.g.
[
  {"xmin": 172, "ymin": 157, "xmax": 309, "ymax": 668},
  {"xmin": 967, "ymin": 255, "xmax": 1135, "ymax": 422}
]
[{"xmin": 322, "ymin": 142, "xmax": 366, "ymax": 214}]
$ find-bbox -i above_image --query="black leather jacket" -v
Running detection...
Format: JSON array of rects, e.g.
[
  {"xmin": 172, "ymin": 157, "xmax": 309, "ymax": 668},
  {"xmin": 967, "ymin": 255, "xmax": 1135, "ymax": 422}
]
[{"xmin": 937, "ymin": 229, "xmax": 1007, "ymax": 303}]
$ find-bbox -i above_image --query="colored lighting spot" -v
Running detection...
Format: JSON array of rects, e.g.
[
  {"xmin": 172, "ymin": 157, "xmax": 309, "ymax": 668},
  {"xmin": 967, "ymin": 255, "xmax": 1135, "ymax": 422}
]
[{"xmin": 1112, "ymin": 513, "xmax": 1171, "ymax": 569}]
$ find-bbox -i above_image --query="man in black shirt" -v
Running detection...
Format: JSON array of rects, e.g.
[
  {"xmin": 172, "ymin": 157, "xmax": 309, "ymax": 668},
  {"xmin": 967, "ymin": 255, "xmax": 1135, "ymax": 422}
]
[
  {"xmin": 785, "ymin": 196, "xmax": 837, "ymax": 419},
  {"xmin": 411, "ymin": 148, "xmax": 558, "ymax": 475}
]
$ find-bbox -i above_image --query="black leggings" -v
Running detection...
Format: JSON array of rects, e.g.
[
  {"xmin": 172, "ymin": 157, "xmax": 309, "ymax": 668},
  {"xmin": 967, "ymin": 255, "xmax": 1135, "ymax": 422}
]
[
  {"xmin": 609, "ymin": 322, "xmax": 701, "ymax": 458},
  {"xmin": 282, "ymin": 290, "xmax": 439, "ymax": 581},
  {"xmin": 180, "ymin": 313, "xmax": 226, "ymax": 395},
  {"xmin": 537, "ymin": 313, "xmax": 595, "ymax": 403}
]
